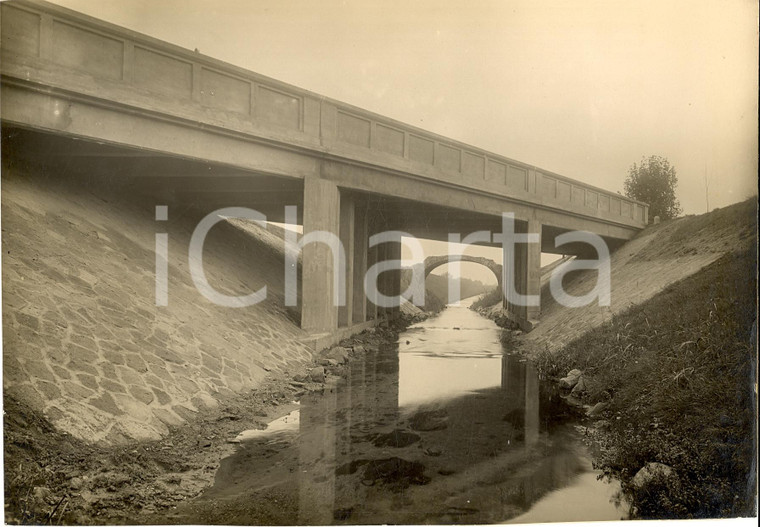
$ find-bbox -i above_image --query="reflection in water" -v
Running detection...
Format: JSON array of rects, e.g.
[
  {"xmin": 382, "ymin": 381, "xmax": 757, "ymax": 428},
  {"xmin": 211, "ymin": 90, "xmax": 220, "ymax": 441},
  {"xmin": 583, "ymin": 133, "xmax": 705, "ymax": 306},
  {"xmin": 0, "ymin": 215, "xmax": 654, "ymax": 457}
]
[{"xmin": 186, "ymin": 300, "xmax": 627, "ymax": 524}]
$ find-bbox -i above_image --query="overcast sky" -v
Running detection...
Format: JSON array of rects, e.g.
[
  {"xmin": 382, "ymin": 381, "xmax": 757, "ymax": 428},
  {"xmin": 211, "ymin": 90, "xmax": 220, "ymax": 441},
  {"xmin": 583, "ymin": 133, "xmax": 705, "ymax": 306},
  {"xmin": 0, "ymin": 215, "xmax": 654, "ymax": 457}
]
[{"xmin": 45, "ymin": 0, "xmax": 758, "ymax": 283}]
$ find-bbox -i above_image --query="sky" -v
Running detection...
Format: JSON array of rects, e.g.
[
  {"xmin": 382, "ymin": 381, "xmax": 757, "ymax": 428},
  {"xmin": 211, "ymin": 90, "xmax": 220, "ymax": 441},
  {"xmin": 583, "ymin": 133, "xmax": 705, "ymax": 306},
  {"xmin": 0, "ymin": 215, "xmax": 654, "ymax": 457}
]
[{"xmin": 44, "ymin": 0, "xmax": 759, "ymax": 283}]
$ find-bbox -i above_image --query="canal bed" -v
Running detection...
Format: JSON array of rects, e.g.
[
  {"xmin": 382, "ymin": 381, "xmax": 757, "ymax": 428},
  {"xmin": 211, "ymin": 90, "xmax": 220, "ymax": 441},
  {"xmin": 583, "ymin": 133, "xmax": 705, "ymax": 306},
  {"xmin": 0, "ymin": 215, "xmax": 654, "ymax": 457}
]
[{"xmin": 182, "ymin": 298, "xmax": 628, "ymax": 524}]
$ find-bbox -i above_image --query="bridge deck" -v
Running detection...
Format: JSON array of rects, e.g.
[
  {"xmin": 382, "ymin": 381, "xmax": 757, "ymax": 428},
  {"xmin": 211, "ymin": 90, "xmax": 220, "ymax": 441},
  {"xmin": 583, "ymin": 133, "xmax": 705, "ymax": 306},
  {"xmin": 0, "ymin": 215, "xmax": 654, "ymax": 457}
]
[{"xmin": 1, "ymin": 0, "xmax": 647, "ymax": 237}]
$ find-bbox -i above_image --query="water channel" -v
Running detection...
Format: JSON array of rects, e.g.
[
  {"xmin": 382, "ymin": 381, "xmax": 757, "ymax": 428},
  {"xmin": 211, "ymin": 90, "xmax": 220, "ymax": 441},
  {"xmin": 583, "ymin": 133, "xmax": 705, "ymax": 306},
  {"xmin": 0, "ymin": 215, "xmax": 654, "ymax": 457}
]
[{"xmin": 182, "ymin": 298, "xmax": 628, "ymax": 524}]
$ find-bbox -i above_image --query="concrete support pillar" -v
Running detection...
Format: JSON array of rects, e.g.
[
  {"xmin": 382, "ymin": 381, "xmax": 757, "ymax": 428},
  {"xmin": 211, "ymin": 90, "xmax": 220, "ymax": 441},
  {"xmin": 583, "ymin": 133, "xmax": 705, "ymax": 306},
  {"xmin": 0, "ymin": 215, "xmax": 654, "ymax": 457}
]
[
  {"xmin": 365, "ymin": 215, "xmax": 384, "ymax": 320},
  {"xmin": 338, "ymin": 193, "xmax": 355, "ymax": 328},
  {"xmin": 525, "ymin": 219, "xmax": 542, "ymax": 322},
  {"xmin": 504, "ymin": 218, "xmax": 542, "ymax": 327},
  {"xmin": 352, "ymin": 204, "xmax": 368, "ymax": 324},
  {"xmin": 301, "ymin": 178, "xmax": 340, "ymax": 333},
  {"xmin": 385, "ymin": 237, "xmax": 402, "ymax": 319},
  {"xmin": 376, "ymin": 242, "xmax": 389, "ymax": 317},
  {"xmin": 366, "ymin": 236, "xmax": 378, "ymax": 321}
]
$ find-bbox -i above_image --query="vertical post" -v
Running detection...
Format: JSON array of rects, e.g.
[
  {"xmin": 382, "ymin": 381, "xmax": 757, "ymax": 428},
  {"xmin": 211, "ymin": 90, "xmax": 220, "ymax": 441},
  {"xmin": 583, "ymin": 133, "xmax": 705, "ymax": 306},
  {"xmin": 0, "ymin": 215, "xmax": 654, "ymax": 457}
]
[
  {"xmin": 513, "ymin": 234, "xmax": 527, "ymax": 320},
  {"xmin": 502, "ymin": 243, "xmax": 513, "ymax": 313},
  {"xmin": 352, "ymin": 204, "xmax": 368, "ymax": 324},
  {"xmin": 301, "ymin": 178, "xmax": 340, "ymax": 333},
  {"xmin": 338, "ymin": 193, "xmax": 355, "ymax": 328},
  {"xmin": 525, "ymin": 219, "xmax": 542, "ymax": 322},
  {"xmin": 366, "ymin": 239, "xmax": 378, "ymax": 321},
  {"xmin": 366, "ymin": 213, "xmax": 384, "ymax": 320},
  {"xmin": 385, "ymin": 237, "xmax": 402, "ymax": 319},
  {"xmin": 39, "ymin": 14, "xmax": 54, "ymax": 60},
  {"xmin": 191, "ymin": 63, "xmax": 202, "ymax": 103},
  {"xmin": 376, "ymin": 242, "xmax": 389, "ymax": 317},
  {"xmin": 504, "ymin": 218, "xmax": 541, "ymax": 326}
]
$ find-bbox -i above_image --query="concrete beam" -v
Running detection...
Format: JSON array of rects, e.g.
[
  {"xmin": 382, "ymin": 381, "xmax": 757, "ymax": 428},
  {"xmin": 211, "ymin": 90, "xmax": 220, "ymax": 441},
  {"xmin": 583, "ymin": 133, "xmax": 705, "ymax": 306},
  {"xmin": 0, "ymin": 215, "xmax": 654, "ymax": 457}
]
[
  {"xmin": 0, "ymin": 83, "xmax": 319, "ymax": 180},
  {"xmin": 321, "ymin": 160, "xmax": 641, "ymax": 243}
]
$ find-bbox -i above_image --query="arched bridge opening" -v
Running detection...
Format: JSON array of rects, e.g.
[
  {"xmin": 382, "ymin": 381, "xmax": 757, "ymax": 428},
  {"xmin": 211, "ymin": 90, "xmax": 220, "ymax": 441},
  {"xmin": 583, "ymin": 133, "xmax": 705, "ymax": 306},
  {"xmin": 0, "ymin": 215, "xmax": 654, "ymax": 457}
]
[{"xmin": 422, "ymin": 255, "xmax": 503, "ymax": 303}]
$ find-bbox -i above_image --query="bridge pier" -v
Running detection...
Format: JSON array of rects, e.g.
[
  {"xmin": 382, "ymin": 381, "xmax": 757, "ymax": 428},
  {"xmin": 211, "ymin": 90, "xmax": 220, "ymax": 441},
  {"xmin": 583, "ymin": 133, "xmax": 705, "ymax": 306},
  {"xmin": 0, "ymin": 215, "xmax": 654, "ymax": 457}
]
[
  {"xmin": 301, "ymin": 178, "xmax": 341, "ymax": 333},
  {"xmin": 338, "ymin": 193, "xmax": 355, "ymax": 328},
  {"xmin": 504, "ymin": 219, "xmax": 542, "ymax": 329},
  {"xmin": 351, "ymin": 203, "xmax": 369, "ymax": 325},
  {"xmin": 384, "ymin": 236, "xmax": 402, "ymax": 319},
  {"xmin": 302, "ymin": 180, "xmax": 400, "ymax": 336}
]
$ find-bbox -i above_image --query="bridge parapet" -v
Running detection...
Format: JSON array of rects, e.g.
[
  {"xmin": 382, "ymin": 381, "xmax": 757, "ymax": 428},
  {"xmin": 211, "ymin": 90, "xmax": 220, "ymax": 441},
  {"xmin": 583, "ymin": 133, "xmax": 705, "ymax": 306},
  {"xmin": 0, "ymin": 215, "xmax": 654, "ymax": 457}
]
[{"xmin": 1, "ymin": 0, "xmax": 647, "ymax": 230}]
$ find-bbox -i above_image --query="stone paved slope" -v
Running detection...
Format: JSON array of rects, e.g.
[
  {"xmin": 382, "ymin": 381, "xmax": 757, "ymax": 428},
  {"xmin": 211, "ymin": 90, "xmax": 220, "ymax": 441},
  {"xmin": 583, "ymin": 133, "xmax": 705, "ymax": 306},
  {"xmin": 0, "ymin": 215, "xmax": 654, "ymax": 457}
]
[
  {"xmin": 2, "ymin": 165, "xmax": 312, "ymax": 444},
  {"xmin": 523, "ymin": 199, "xmax": 757, "ymax": 353}
]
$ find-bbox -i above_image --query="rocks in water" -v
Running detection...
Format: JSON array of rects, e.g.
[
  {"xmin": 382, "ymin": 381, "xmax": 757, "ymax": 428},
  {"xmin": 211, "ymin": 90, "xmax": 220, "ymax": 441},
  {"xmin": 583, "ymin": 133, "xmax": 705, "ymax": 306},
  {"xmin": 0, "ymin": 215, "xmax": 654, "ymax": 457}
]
[
  {"xmin": 586, "ymin": 401, "xmax": 609, "ymax": 417},
  {"xmin": 593, "ymin": 419, "xmax": 612, "ymax": 430},
  {"xmin": 631, "ymin": 462, "xmax": 679, "ymax": 491},
  {"xmin": 562, "ymin": 394, "xmax": 584, "ymax": 409},
  {"xmin": 321, "ymin": 346, "xmax": 349, "ymax": 364},
  {"xmin": 31, "ymin": 486, "xmax": 54, "ymax": 506},
  {"xmin": 318, "ymin": 358, "xmax": 339, "ymax": 367},
  {"xmin": 570, "ymin": 376, "xmax": 587, "ymax": 396},
  {"xmin": 559, "ymin": 369, "xmax": 583, "ymax": 389},
  {"xmin": 372, "ymin": 429, "xmax": 421, "ymax": 448},
  {"xmin": 409, "ymin": 409, "xmax": 449, "ymax": 431},
  {"xmin": 309, "ymin": 366, "xmax": 326, "ymax": 383},
  {"xmin": 352, "ymin": 345, "xmax": 365, "ymax": 354}
]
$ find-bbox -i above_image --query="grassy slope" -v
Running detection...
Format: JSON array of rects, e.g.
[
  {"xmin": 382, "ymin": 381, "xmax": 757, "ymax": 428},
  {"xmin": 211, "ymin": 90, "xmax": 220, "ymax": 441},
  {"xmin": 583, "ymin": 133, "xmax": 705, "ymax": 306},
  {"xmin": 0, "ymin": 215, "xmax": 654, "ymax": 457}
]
[{"xmin": 533, "ymin": 203, "xmax": 757, "ymax": 518}]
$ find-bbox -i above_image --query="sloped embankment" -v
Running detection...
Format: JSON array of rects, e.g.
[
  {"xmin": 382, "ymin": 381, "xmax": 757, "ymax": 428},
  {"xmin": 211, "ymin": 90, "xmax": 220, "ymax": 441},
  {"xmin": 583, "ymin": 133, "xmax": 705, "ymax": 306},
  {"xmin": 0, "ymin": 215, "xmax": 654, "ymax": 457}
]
[
  {"xmin": 524, "ymin": 198, "xmax": 757, "ymax": 353},
  {"xmin": 2, "ymin": 164, "xmax": 312, "ymax": 445},
  {"xmin": 527, "ymin": 199, "xmax": 757, "ymax": 518}
]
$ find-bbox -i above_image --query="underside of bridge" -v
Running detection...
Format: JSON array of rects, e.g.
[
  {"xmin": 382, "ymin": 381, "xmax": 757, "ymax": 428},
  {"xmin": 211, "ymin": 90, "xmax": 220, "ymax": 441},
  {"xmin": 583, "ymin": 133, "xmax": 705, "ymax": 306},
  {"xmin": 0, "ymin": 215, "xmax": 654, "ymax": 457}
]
[
  {"xmin": 1, "ymin": 0, "xmax": 646, "ymax": 334},
  {"xmin": 3, "ymin": 126, "xmax": 627, "ymax": 331}
]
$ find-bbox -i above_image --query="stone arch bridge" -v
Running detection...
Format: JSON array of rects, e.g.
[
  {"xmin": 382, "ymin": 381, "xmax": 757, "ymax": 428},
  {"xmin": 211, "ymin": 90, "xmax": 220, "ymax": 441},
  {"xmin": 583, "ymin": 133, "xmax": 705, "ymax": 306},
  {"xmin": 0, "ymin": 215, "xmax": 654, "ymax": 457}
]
[{"xmin": 422, "ymin": 255, "xmax": 502, "ymax": 290}]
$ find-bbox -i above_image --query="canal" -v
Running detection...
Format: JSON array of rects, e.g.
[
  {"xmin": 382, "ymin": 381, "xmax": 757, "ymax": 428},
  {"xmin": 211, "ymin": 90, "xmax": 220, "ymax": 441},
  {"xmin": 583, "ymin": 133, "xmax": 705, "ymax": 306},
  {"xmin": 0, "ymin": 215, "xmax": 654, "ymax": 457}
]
[{"xmin": 175, "ymin": 298, "xmax": 628, "ymax": 524}]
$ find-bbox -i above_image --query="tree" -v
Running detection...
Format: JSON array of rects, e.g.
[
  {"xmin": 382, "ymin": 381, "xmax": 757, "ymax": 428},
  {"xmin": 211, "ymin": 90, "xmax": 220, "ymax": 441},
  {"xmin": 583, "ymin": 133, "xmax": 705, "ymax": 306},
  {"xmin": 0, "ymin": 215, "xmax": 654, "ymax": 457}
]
[{"xmin": 624, "ymin": 155, "xmax": 682, "ymax": 222}]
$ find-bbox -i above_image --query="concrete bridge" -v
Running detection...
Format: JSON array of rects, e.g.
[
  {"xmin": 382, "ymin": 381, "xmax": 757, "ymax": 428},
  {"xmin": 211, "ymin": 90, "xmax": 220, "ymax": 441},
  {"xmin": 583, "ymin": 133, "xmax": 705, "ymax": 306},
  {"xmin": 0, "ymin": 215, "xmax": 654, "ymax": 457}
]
[{"xmin": 0, "ymin": 0, "xmax": 648, "ymax": 333}]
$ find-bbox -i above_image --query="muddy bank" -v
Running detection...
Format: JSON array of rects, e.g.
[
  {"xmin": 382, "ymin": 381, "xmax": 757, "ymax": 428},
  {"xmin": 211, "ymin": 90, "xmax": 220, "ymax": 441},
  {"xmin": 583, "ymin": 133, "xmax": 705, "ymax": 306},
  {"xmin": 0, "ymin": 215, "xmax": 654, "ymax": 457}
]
[{"xmin": 3, "ymin": 318, "xmax": 416, "ymax": 525}]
